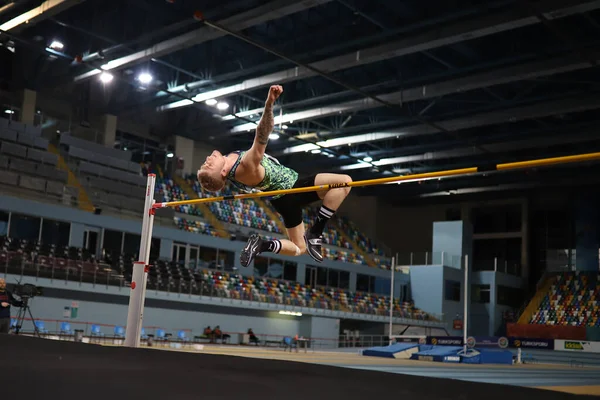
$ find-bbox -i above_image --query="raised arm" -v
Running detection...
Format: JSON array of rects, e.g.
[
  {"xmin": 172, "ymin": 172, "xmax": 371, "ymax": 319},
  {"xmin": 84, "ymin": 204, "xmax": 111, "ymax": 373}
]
[{"xmin": 246, "ymin": 85, "xmax": 283, "ymax": 167}]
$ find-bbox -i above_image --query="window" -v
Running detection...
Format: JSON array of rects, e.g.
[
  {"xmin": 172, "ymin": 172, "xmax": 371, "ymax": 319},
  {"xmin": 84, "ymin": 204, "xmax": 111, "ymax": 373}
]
[
  {"xmin": 316, "ymin": 267, "xmax": 328, "ymax": 286},
  {"xmin": 103, "ymin": 229, "xmax": 123, "ymax": 252},
  {"xmin": 497, "ymin": 285, "xmax": 524, "ymax": 307},
  {"xmin": 41, "ymin": 219, "xmax": 70, "ymax": 247},
  {"xmin": 283, "ymin": 261, "xmax": 297, "ymax": 281},
  {"xmin": 472, "ymin": 204, "xmax": 521, "ymax": 234},
  {"xmin": 217, "ymin": 249, "xmax": 235, "ymax": 271},
  {"xmin": 253, "ymin": 256, "xmax": 269, "ymax": 277},
  {"xmin": 9, "ymin": 213, "xmax": 40, "ymax": 241},
  {"xmin": 356, "ymin": 273, "xmax": 375, "ymax": 293},
  {"xmin": 339, "ymin": 271, "xmax": 350, "ymax": 289},
  {"xmin": 445, "ymin": 280, "xmax": 461, "ymax": 301},
  {"xmin": 199, "ymin": 246, "xmax": 217, "ymax": 268},
  {"xmin": 123, "ymin": 233, "xmax": 141, "ymax": 255},
  {"xmin": 0, "ymin": 210, "xmax": 8, "ymax": 236},
  {"xmin": 472, "ymin": 284, "xmax": 490, "ymax": 303},
  {"xmin": 328, "ymin": 269, "xmax": 339, "ymax": 288}
]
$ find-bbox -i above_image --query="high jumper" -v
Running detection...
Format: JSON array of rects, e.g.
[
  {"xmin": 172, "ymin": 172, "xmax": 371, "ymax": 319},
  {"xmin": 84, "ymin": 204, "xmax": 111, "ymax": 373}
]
[{"xmin": 197, "ymin": 85, "xmax": 352, "ymax": 266}]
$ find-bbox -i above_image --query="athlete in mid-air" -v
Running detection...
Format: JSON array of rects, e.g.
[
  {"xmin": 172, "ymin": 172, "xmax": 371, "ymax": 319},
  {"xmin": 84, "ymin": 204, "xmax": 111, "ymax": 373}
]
[{"xmin": 197, "ymin": 85, "xmax": 352, "ymax": 267}]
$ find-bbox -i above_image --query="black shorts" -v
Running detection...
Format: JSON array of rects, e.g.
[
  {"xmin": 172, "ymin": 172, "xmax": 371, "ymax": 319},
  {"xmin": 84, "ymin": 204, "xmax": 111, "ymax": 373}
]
[{"xmin": 269, "ymin": 175, "xmax": 321, "ymax": 228}]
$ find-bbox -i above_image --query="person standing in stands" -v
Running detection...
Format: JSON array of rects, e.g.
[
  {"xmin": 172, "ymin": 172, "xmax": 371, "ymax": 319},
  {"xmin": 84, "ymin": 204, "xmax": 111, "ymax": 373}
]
[{"xmin": 0, "ymin": 278, "xmax": 22, "ymax": 334}]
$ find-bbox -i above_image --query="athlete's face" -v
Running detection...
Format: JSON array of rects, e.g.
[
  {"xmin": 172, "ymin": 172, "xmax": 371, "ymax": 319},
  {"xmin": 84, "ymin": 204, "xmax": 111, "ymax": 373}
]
[
  {"xmin": 0, "ymin": 278, "xmax": 5, "ymax": 290},
  {"xmin": 202, "ymin": 150, "xmax": 226, "ymax": 173}
]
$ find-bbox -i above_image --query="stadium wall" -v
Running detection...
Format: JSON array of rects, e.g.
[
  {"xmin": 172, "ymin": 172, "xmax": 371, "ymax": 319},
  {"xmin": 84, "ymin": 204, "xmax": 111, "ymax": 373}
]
[{"xmin": 8, "ymin": 274, "xmax": 342, "ymax": 342}]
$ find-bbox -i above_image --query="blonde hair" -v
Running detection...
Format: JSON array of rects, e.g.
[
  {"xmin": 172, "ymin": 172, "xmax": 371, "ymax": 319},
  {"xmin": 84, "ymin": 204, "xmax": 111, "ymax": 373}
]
[{"xmin": 197, "ymin": 167, "xmax": 225, "ymax": 192}]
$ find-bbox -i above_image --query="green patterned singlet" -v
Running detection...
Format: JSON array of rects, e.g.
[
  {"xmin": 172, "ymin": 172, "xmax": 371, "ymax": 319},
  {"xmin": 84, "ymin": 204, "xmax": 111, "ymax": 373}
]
[{"xmin": 226, "ymin": 150, "xmax": 298, "ymax": 199}]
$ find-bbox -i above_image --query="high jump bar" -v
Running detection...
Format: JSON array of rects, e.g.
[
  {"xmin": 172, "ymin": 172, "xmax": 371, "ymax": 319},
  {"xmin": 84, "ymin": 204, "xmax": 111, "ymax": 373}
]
[{"xmin": 154, "ymin": 151, "xmax": 600, "ymax": 209}]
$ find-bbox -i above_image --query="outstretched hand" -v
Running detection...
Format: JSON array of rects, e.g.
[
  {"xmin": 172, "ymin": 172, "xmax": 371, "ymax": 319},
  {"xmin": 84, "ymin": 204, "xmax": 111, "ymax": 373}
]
[{"xmin": 267, "ymin": 85, "xmax": 283, "ymax": 104}]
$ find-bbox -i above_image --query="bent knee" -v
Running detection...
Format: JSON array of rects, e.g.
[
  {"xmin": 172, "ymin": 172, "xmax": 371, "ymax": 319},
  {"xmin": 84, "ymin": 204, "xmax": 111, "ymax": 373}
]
[
  {"xmin": 293, "ymin": 242, "xmax": 306, "ymax": 256},
  {"xmin": 340, "ymin": 174, "xmax": 352, "ymax": 194}
]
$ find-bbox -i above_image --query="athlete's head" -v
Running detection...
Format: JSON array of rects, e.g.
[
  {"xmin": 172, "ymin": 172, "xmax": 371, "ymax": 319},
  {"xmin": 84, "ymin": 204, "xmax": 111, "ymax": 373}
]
[{"xmin": 197, "ymin": 150, "xmax": 227, "ymax": 192}]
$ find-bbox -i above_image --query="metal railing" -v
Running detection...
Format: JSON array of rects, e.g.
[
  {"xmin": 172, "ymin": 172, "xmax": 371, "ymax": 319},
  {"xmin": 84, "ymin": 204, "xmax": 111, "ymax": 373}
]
[{"xmin": 1, "ymin": 252, "xmax": 442, "ymax": 323}]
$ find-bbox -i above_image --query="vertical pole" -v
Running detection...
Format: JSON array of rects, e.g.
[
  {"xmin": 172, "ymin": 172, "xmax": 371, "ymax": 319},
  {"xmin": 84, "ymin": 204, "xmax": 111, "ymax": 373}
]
[
  {"xmin": 463, "ymin": 254, "xmax": 469, "ymax": 354},
  {"xmin": 124, "ymin": 173, "xmax": 156, "ymax": 348},
  {"xmin": 388, "ymin": 256, "xmax": 395, "ymax": 345}
]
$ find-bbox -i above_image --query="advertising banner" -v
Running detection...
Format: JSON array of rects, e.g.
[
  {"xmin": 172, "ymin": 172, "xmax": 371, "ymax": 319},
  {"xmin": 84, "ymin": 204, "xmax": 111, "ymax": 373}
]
[
  {"xmin": 427, "ymin": 336, "xmax": 463, "ymax": 346},
  {"xmin": 509, "ymin": 337, "xmax": 554, "ymax": 350},
  {"xmin": 555, "ymin": 339, "xmax": 600, "ymax": 353}
]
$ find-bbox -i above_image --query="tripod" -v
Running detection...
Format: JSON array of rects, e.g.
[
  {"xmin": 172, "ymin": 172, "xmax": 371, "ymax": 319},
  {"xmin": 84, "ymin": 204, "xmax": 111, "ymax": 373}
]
[{"xmin": 14, "ymin": 296, "xmax": 40, "ymax": 338}]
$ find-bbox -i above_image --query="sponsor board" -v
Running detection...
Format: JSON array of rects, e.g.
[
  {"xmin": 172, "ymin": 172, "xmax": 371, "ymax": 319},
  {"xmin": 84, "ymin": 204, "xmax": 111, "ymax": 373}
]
[
  {"xmin": 427, "ymin": 336, "xmax": 463, "ymax": 346},
  {"xmin": 510, "ymin": 337, "xmax": 554, "ymax": 350},
  {"xmin": 555, "ymin": 340, "xmax": 600, "ymax": 353}
]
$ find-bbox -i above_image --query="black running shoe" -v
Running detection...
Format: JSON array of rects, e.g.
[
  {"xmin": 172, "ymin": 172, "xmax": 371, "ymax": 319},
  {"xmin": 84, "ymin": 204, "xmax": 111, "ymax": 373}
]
[
  {"xmin": 240, "ymin": 233, "xmax": 262, "ymax": 267},
  {"xmin": 304, "ymin": 231, "xmax": 324, "ymax": 263}
]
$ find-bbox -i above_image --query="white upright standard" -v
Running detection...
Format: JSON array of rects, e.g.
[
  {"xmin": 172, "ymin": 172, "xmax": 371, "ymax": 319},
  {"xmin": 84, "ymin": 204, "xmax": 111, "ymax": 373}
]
[
  {"xmin": 462, "ymin": 254, "xmax": 469, "ymax": 354},
  {"xmin": 388, "ymin": 256, "xmax": 396, "ymax": 345},
  {"xmin": 124, "ymin": 173, "xmax": 157, "ymax": 348}
]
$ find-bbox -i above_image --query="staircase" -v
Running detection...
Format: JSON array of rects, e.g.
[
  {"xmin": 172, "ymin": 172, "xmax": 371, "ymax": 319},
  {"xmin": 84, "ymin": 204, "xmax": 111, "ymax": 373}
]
[
  {"xmin": 254, "ymin": 198, "xmax": 287, "ymax": 233},
  {"xmin": 48, "ymin": 144, "xmax": 95, "ymax": 212},
  {"xmin": 517, "ymin": 275, "xmax": 555, "ymax": 324},
  {"xmin": 172, "ymin": 175, "xmax": 229, "ymax": 239},
  {"xmin": 332, "ymin": 219, "xmax": 377, "ymax": 268}
]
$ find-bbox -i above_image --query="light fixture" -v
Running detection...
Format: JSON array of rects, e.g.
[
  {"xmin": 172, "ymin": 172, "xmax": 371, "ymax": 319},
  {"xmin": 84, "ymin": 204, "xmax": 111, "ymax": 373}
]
[
  {"xmin": 269, "ymin": 133, "xmax": 280, "ymax": 140},
  {"xmin": 363, "ymin": 156, "xmax": 373, "ymax": 162},
  {"xmin": 49, "ymin": 40, "xmax": 64, "ymax": 50},
  {"xmin": 99, "ymin": 72, "xmax": 113, "ymax": 83},
  {"xmin": 216, "ymin": 102, "xmax": 229, "ymax": 110},
  {"xmin": 4, "ymin": 109, "xmax": 14, "ymax": 114},
  {"xmin": 138, "ymin": 72, "xmax": 153, "ymax": 84},
  {"xmin": 166, "ymin": 152, "xmax": 174, "ymax": 158},
  {"xmin": 281, "ymin": 124, "xmax": 288, "ymax": 129},
  {"xmin": 205, "ymin": 99, "xmax": 217, "ymax": 106},
  {"xmin": 279, "ymin": 310, "xmax": 302, "ymax": 317},
  {"xmin": 311, "ymin": 149, "xmax": 321, "ymax": 154}
]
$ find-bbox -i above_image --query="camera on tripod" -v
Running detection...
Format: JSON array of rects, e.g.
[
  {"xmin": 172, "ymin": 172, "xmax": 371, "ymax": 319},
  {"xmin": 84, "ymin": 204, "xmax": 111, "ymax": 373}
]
[{"xmin": 13, "ymin": 283, "xmax": 43, "ymax": 300}]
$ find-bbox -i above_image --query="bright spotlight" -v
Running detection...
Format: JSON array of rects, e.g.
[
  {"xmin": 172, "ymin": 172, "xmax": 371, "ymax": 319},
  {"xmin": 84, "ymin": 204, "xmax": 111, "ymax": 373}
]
[
  {"xmin": 269, "ymin": 133, "xmax": 280, "ymax": 140},
  {"xmin": 4, "ymin": 109, "xmax": 14, "ymax": 114},
  {"xmin": 363, "ymin": 156, "xmax": 373, "ymax": 162},
  {"xmin": 166, "ymin": 152, "xmax": 174, "ymax": 158},
  {"xmin": 281, "ymin": 124, "xmax": 288, "ymax": 129},
  {"xmin": 311, "ymin": 149, "xmax": 321, "ymax": 154},
  {"xmin": 49, "ymin": 40, "xmax": 64, "ymax": 50},
  {"xmin": 205, "ymin": 99, "xmax": 217, "ymax": 106},
  {"xmin": 138, "ymin": 72, "xmax": 153, "ymax": 84},
  {"xmin": 216, "ymin": 102, "xmax": 229, "ymax": 110},
  {"xmin": 100, "ymin": 72, "xmax": 113, "ymax": 83}
]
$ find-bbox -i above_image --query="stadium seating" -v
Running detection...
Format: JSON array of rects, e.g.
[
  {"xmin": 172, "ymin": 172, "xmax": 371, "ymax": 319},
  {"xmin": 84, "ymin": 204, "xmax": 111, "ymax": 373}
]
[
  {"xmin": 0, "ymin": 236, "xmax": 429, "ymax": 321},
  {"xmin": 187, "ymin": 177, "xmax": 282, "ymax": 234},
  {"xmin": 529, "ymin": 272, "xmax": 600, "ymax": 327}
]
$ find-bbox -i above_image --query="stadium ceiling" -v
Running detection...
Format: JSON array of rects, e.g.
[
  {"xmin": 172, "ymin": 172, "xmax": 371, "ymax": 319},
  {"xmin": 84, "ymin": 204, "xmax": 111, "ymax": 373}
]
[{"xmin": 3, "ymin": 0, "xmax": 600, "ymax": 198}]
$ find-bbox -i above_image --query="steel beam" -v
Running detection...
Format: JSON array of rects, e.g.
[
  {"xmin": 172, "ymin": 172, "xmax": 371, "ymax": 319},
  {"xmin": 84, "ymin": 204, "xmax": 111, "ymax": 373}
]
[
  {"xmin": 157, "ymin": 0, "xmax": 600, "ymax": 112},
  {"xmin": 73, "ymin": 0, "xmax": 333, "ymax": 82},
  {"xmin": 279, "ymin": 93, "xmax": 600, "ymax": 154},
  {"xmin": 339, "ymin": 129, "xmax": 600, "ymax": 170},
  {"xmin": 231, "ymin": 52, "xmax": 598, "ymax": 132},
  {"xmin": 0, "ymin": 0, "xmax": 85, "ymax": 33}
]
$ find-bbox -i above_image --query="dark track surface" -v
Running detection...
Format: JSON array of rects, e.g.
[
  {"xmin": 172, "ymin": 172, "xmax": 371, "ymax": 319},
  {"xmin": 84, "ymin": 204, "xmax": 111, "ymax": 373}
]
[{"xmin": 2, "ymin": 335, "xmax": 598, "ymax": 400}]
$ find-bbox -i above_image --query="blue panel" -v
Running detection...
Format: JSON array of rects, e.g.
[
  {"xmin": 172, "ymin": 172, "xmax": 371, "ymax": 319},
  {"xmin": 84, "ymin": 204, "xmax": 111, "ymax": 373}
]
[{"xmin": 362, "ymin": 343, "xmax": 419, "ymax": 358}]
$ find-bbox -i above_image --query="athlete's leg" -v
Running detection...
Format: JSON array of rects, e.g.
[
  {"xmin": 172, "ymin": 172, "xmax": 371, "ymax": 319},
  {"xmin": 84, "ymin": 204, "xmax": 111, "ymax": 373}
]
[
  {"xmin": 239, "ymin": 223, "xmax": 307, "ymax": 267},
  {"xmin": 304, "ymin": 173, "xmax": 352, "ymax": 262}
]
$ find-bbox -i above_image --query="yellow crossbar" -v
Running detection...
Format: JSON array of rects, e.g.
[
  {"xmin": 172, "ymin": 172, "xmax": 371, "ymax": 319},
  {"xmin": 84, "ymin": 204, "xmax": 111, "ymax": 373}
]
[{"xmin": 154, "ymin": 151, "xmax": 600, "ymax": 209}]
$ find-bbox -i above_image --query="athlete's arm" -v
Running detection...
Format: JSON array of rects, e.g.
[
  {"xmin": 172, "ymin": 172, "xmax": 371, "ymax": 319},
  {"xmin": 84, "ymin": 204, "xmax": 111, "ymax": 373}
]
[{"xmin": 246, "ymin": 85, "xmax": 283, "ymax": 168}]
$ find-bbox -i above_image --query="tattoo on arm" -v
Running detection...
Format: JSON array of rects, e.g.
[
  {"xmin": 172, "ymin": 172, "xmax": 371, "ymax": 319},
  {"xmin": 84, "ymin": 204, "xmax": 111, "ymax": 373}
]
[{"xmin": 256, "ymin": 102, "xmax": 274, "ymax": 145}]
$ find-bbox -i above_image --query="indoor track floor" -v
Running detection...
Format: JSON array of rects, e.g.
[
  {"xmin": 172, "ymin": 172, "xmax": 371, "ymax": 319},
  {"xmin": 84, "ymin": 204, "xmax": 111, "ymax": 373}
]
[
  {"xmin": 189, "ymin": 345, "xmax": 600, "ymax": 395},
  {"xmin": 3, "ymin": 335, "xmax": 600, "ymax": 399}
]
